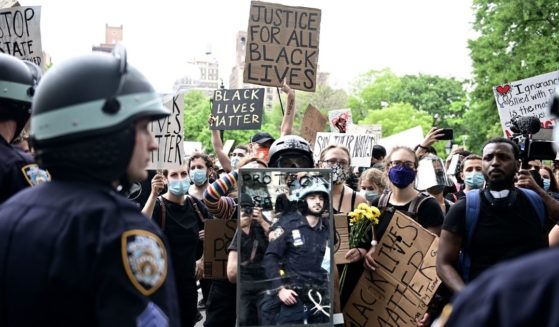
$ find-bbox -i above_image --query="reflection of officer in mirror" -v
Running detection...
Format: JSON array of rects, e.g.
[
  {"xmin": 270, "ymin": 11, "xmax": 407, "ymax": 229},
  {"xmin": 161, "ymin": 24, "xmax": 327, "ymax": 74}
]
[
  {"xmin": 0, "ymin": 48, "xmax": 181, "ymax": 325},
  {"xmin": 264, "ymin": 178, "xmax": 330, "ymax": 324}
]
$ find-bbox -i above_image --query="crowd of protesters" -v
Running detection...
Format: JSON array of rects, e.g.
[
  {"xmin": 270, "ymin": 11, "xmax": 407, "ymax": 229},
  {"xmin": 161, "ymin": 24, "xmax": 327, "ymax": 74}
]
[{"xmin": 2, "ymin": 47, "xmax": 559, "ymax": 327}]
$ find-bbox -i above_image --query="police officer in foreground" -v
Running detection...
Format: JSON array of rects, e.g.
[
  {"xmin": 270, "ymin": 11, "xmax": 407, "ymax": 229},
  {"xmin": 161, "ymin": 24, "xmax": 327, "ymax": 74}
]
[
  {"xmin": 0, "ymin": 53, "xmax": 49, "ymax": 204},
  {"xmin": 0, "ymin": 48, "xmax": 180, "ymax": 326}
]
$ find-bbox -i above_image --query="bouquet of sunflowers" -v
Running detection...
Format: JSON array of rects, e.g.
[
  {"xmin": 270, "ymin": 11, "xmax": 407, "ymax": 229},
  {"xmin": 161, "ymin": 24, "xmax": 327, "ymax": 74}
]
[
  {"xmin": 347, "ymin": 203, "xmax": 380, "ymax": 247},
  {"xmin": 340, "ymin": 203, "xmax": 381, "ymax": 290}
]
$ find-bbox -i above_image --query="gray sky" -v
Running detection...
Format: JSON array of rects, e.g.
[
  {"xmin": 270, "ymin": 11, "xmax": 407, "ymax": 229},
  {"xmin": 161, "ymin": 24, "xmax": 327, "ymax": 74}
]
[{"xmin": 21, "ymin": 0, "xmax": 476, "ymax": 93}]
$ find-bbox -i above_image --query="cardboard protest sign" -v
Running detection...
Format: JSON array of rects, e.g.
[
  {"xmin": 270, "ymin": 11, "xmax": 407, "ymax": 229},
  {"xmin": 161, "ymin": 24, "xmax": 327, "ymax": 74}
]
[
  {"xmin": 348, "ymin": 124, "xmax": 382, "ymax": 141},
  {"xmin": 328, "ymin": 109, "xmax": 353, "ymax": 133},
  {"xmin": 493, "ymin": 70, "xmax": 559, "ymax": 138},
  {"xmin": 203, "ymin": 219, "xmax": 237, "ymax": 279},
  {"xmin": 313, "ymin": 132, "xmax": 376, "ymax": 167},
  {"xmin": 211, "ymin": 88, "xmax": 265, "ymax": 130},
  {"xmin": 343, "ymin": 211, "xmax": 441, "ymax": 327},
  {"xmin": 0, "ymin": 6, "xmax": 42, "ymax": 67},
  {"xmin": 334, "ymin": 214, "xmax": 350, "ymax": 264},
  {"xmin": 183, "ymin": 141, "xmax": 203, "ymax": 156},
  {"xmin": 148, "ymin": 93, "xmax": 184, "ymax": 169},
  {"xmin": 244, "ymin": 1, "xmax": 321, "ymax": 92},
  {"xmin": 300, "ymin": 104, "xmax": 327, "ymax": 146},
  {"xmin": 238, "ymin": 168, "xmax": 334, "ymax": 326}
]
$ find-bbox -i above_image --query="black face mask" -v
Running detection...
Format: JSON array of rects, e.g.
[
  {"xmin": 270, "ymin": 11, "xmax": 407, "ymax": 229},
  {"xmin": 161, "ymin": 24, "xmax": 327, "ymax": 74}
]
[{"xmin": 273, "ymin": 154, "xmax": 314, "ymax": 169}]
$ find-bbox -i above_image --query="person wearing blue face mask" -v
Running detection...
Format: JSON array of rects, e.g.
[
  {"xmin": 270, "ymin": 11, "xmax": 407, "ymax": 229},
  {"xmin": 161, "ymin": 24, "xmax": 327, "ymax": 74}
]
[
  {"xmin": 187, "ymin": 152, "xmax": 214, "ymax": 200},
  {"xmin": 364, "ymin": 146, "xmax": 444, "ymax": 327},
  {"xmin": 446, "ymin": 155, "xmax": 484, "ymax": 202},
  {"xmin": 142, "ymin": 165, "xmax": 210, "ymax": 327},
  {"xmin": 358, "ymin": 167, "xmax": 386, "ymax": 204}
]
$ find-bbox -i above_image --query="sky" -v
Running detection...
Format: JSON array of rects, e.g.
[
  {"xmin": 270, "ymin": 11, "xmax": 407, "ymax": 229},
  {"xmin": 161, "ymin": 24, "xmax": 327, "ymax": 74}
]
[{"xmin": 18, "ymin": 0, "xmax": 477, "ymax": 93}]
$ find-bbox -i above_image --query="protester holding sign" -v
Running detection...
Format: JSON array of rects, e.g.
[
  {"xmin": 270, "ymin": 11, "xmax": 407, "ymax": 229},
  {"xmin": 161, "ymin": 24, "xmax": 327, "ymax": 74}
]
[
  {"xmin": 0, "ymin": 49, "xmax": 181, "ymax": 325},
  {"xmin": 0, "ymin": 53, "xmax": 49, "ymax": 203},
  {"xmin": 317, "ymin": 145, "xmax": 367, "ymax": 313},
  {"xmin": 364, "ymin": 146, "xmax": 444, "ymax": 326},
  {"xmin": 142, "ymin": 165, "xmax": 209, "ymax": 327}
]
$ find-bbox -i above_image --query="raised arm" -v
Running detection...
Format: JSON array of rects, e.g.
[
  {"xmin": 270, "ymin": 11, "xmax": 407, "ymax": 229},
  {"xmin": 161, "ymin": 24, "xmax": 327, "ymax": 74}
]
[
  {"xmin": 141, "ymin": 173, "xmax": 165, "ymax": 218},
  {"xmin": 203, "ymin": 170, "xmax": 238, "ymax": 219},
  {"xmin": 209, "ymin": 114, "xmax": 233, "ymax": 173},
  {"xmin": 280, "ymin": 79, "xmax": 295, "ymax": 137}
]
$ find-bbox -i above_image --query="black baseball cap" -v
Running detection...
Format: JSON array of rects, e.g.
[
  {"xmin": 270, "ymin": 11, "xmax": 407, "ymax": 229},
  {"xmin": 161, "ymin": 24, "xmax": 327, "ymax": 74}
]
[{"xmin": 250, "ymin": 132, "xmax": 275, "ymax": 144}]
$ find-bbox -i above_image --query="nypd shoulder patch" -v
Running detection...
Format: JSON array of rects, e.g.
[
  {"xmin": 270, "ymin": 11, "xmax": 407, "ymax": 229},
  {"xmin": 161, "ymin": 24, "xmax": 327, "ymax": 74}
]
[
  {"xmin": 20, "ymin": 164, "xmax": 51, "ymax": 186},
  {"xmin": 137, "ymin": 302, "xmax": 169, "ymax": 327},
  {"xmin": 121, "ymin": 230, "xmax": 167, "ymax": 296}
]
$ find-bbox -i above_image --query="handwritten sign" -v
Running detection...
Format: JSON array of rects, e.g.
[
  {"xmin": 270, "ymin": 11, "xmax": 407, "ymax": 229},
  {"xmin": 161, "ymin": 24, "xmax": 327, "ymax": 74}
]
[
  {"xmin": 300, "ymin": 104, "xmax": 327, "ymax": 146},
  {"xmin": 244, "ymin": 1, "xmax": 321, "ymax": 92},
  {"xmin": 148, "ymin": 93, "xmax": 184, "ymax": 169},
  {"xmin": 493, "ymin": 70, "xmax": 559, "ymax": 138},
  {"xmin": 0, "ymin": 6, "xmax": 42, "ymax": 67},
  {"xmin": 204, "ymin": 219, "xmax": 237, "ymax": 279},
  {"xmin": 313, "ymin": 132, "xmax": 376, "ymax": 167},
  {"xmin": 334, "ymin": 214, "xmax": 350, "ymax": 264},
  {"xmin": 343, "ymin": 211, "xmax": 440, "ymax": 327},
  {"xmin": 211, "ymin": 88, "xmax": 264, "ymax": 130},
  {"xmin": 348, "ymin": 124, "xmax": 382, "ymax": 141},
  {"xmin": 328, "ymin": 109, "xmax": 353, "ymax": 133}
]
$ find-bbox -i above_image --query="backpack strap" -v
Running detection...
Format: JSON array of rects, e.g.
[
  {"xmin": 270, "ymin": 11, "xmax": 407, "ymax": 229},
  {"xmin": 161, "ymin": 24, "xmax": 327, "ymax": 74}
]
[
  {"xmin": 156, "ymin": 196, "xmax": 166, "ymax": 230},
  {"xmin": 407, "ymin": 192, "xmax": 432, "ymax": 217},
  {"xmin": 518, "ymin": 188, "xmax": 546, "ymax": 228},
  {"xmin": 378, "ymin": 190, "xmax": 391, "ymax": 209},
  {"xmin": 461, "ymin": 189, "xmax": 482, "ymax": 283},
  {"xmin": 187, "ymin": 195, "xmax": 207, "ymax": 224}
]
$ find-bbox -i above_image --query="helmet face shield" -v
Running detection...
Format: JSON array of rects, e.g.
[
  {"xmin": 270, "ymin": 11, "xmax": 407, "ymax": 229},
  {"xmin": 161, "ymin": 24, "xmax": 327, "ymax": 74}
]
[
  {"xmin": 273, "ymin": 154, "xmax": 314, "ymax": 168},
  {"xmin": 415, "ymin": 155, "xmax": 452, "ymax": 191}
]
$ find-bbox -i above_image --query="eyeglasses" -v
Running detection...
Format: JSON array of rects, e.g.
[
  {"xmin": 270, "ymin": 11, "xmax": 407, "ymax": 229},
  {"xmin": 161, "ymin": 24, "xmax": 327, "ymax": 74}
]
[
  {"xmin": 230, "ymin": 152, "xmax": 246, "ymax": 158},
  {"xmin": 389, "ymin": 160, "xmax": 415, "ymax": 169},
  {"xmin": 321, "ymin": 159, "xmax": 349, "ymax": 168}
]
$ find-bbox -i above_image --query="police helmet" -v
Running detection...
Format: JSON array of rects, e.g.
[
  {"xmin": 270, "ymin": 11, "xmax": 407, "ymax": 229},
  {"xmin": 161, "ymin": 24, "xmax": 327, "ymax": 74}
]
[
  {"xmin": 30, "ymin": 46, "xmax": 169, "ymax": 183},
  {"xmin": 295, "ymin": 176, "xmax": 330, "ymax": 215},
  {"xmin": 0, "ymin": 53, "xmax": 41, "ymax": 142},
  {"xmin": 268, "ymin": 135, "xmax": 314, "ymax": 168}
]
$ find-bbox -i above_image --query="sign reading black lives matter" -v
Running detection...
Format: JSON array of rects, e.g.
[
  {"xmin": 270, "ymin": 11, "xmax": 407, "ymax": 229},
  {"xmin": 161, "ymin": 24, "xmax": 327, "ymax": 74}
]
[
  {"xmin": 0, "ymin": 6, "xmax": 43, "ymax": 68},
  {"xmin": 211, "ymin": 88, "xmax": 265, "ymax": 130},
  {"xmin": 148, "ymin": 93, "xmax": 184, "ymax": 169},
  {"xmin": 244, "ymin": 1, "xmax": 321, "ymax": 92}
]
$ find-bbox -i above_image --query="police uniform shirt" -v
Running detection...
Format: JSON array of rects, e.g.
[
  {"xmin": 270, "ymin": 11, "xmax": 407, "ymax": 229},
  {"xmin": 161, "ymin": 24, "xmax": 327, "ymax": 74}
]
[
  {"xmin": 0, "ymin": 137, "xmax": 47, "ymax": 204},
  {"xmin": 264, "ymin": 211, "xmax": 329, "ymax": 290},
  {"xmin": 443, "ymin": 189, "xmax": 551, "ymax": 281},
  {"xmin": 0, "ymin": 181, "xmax": 180, "ymax": 327},
  {"xmin": 447, "ymin": 247, "xmax": 559, "ymax": 326}
]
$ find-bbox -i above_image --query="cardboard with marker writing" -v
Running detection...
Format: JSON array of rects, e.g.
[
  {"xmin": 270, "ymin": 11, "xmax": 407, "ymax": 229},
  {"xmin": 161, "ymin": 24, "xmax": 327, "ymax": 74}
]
[
  {"xmin": 334, "ymin": 214, "xmax": 350, "ymax": 264},
  {"xmin": 300, "ymin": 104, "xmax": 327, "ymax": 146},
  {"xmin": 203, "ymin": 219, "xmax": 237, "ymax": 279},
  {"xmin": 211, "ymin": 88, "xmax": 265, "ymax": 130},
  {"xmin": 0, "ymin": 6, "xmax": 43, "ymax": 68},
  {"xmin": 244, "ymin": 1, "xmax": 321, "ymax": 92},
  {"xmin": 343, "ymin": 211, "xmax": 440, "ymax": 327},
  {"xmin": 148, "ymin": 93, "xmax": 184, "ymax": 169}
]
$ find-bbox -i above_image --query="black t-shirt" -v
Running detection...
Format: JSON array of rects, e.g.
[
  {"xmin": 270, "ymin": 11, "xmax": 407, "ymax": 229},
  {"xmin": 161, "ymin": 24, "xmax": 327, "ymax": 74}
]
[
  {"xmin": 228, "ymin": 223, "xmax": 269, "ymax": 281},
  {"xmin": 373, "ymin": 195, "xmax": 444, "ymax": 239},
  {"xmin": 153, "ymin": 196, "xmax": 208, "ymax": 281},
  {"xmin": 443, "ymin": 190, "xmax": 551, "ymax": 281}
]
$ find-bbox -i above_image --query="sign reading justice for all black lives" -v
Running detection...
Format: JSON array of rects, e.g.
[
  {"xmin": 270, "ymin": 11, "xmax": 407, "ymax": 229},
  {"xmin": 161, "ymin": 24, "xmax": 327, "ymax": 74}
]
[
  {"xmin": 211, "ymin": 88, "xmax": 265, "ymax": 130},
  {"xmin": 0, "ymin": 6, "xmax": 43, "ymax": 68},
  {"xmin": 244, "ymin": 1, "xmax": 321, "ymax": 92}
]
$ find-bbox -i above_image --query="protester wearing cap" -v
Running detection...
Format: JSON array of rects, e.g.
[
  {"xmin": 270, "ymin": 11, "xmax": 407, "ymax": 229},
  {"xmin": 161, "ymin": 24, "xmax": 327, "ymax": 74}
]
[
  {"xmin": 0, "ymin": 53, "xmax": 49, "ymax": 204},
  {"xmin": 0, "ymin": 48, "xmax": 180, "ymax": 325},
  {"xmin": 249, "ymin": 131, "xmax": 275, "ymax": 162}
]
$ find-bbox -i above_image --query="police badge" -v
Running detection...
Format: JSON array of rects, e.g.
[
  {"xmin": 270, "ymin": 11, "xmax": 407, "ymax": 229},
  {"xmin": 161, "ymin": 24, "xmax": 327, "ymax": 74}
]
[
  {"xmin": 21, "ymin": 164, "xmax": 51, "ymax": 186},
  {"xmin": 121, "ymin": 230, "xmax": 167, "ymax": 296}
]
